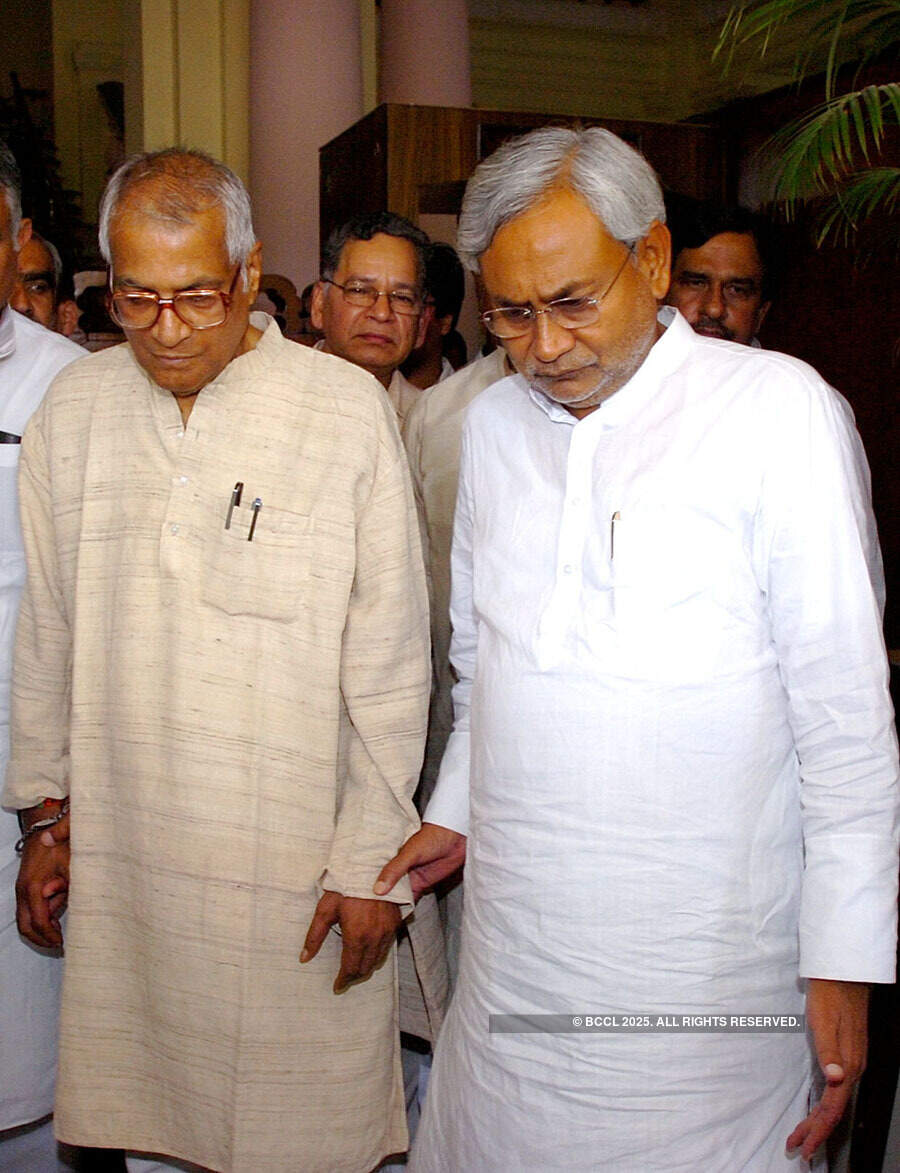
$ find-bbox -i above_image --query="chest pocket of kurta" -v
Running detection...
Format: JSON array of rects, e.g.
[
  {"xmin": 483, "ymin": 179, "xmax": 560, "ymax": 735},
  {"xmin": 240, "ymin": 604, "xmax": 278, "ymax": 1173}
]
[
  {"xmin": 202, "ymin": 506, "xmax": 313, "ymax": 622},
  {"xmin": 610, "ymin": 504, "xmax": 722, "ymax": 679}
]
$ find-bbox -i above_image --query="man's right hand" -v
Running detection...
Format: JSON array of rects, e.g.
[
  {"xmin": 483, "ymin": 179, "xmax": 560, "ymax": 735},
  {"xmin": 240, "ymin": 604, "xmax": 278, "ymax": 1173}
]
[
  {"xmin": 15, "ymin": 811, "xmax": 70, "ymax": 949},
  {"xmin": 374, "ymin": 822, "xmax": 466, "ymax": 900}
]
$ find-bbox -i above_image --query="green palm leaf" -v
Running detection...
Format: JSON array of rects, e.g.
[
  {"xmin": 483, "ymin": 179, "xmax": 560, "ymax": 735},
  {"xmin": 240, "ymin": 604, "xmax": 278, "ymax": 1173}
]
[
  {"xmin": 815, "ymin": 167, "xmax": 900, "ymax": 243},
  {"xmin": 717, "ymin": 1, "xmax": 900, "ymax": 95},
  {"xmin": 766, "ymin": 84, "xmax": 900, "ymax": 201},
  {"xmin": 716, "ymin": 0, "xmax": 900, "ymax": 244}
]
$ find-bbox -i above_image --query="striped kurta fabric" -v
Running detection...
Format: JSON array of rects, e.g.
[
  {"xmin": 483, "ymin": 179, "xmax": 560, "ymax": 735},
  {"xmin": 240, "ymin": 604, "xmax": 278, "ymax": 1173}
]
[{"xmin": 4, "ymin": 321, "xmax": 434, "ymax": 1172}]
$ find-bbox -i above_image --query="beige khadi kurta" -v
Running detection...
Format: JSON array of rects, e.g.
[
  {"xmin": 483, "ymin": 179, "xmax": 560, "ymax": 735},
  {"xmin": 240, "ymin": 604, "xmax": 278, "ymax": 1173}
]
[{"xmin": 4, "ymin": 318, "xmax": 433, "ymax": 1172}]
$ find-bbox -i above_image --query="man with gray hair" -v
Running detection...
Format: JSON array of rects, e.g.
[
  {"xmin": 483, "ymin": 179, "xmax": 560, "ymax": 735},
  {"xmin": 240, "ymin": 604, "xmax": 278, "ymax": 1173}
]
[
  {"xmin": 311, "ymin": 211, "xmax": 431, "ymax": 428},
  {"xmin": 0, "ymin": 140, "xmax": 81, "ymax": 1171},
  {"xmin": 377, "ymin": 126, "xmax": 898, "ymax": 1170},
  {"xmin": 5, "ymin": 147, "xmax": 432, "ymax": 1172}
]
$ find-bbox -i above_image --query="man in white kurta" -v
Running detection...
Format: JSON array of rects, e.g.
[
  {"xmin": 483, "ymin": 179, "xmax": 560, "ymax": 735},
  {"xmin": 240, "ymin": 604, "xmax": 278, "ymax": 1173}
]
[
  {"xmin": 401, "ymin": 348, "xmax": 509, "ymax": 992},
  {"xmin": 0, "ymin": 141, "xmax": 82, "ymax": 1171},
  {"xmin": 402, "ymin": 346, "xmax": 509, "ymax": 812},
  {"xmin": 379, "ymin": 127, "xmax": 899, "ymax": 1171},
  {"xmin": 4, "ymin": 149, "xmax": 431, "ymax": 1173}
]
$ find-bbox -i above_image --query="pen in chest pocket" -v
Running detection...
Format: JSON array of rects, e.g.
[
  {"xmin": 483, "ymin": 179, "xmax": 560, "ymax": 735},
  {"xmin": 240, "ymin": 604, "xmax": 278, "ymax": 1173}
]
[
  {"xmin": 610, "ymin": 510, "xmax": 621, "ymax": 560},
  {"xmin": 247, "ymin": 498, "xmax": 262, "ymax": 542},
  {"xmin": 225, "ymin": 481, "xmax": 243, "ymax": 529}
]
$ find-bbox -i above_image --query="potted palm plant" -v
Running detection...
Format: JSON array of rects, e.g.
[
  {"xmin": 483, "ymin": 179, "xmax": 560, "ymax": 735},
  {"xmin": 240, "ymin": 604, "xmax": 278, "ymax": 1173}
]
[{"xmin": 716, "ymin": 0, "xmax": 900, "ymax": 245}]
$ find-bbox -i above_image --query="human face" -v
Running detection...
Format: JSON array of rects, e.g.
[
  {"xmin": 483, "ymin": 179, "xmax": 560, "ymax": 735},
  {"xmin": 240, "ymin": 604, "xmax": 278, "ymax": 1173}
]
[
  {"xmin": 311, "ymin": 234, "xmax": 427, "ymax": 387},
  {"xmin": 0, "ymin": 196, "xmax": 31, "ymax": 312},
  {"xmin": 108, "ymin": 200, "xmax": 261, "ymax": 412},
  {"xmin": 11, "ymin": 236, "xmax": 58, "ymax": 328},
  {"xmin": 479, "ymin": 187, "xmax": 670, "ymax": 418},
  {"xmin": 666, "ymin": 232, "xmax": 769, "ymax": 345}
]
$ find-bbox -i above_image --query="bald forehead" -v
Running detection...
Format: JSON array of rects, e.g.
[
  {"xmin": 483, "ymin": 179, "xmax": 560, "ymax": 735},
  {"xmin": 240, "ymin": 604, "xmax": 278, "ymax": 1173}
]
[
  {"xmin": 111, "ymin": 174, "xmax": 225, "ymax": 238},
  {"xmin": 110, "ymin": 194, "xmax": 227, "ymax": 246}
]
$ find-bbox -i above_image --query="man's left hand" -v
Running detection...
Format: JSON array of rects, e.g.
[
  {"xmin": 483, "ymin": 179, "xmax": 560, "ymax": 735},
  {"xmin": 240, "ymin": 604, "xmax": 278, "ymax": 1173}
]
[
  {"xmin": 300, "ymin": 891, "xmax": 402, "ymax": 993},
  {"xmin": 786, "ymin": 978, "xmax": 869, "ymax": 1161}
]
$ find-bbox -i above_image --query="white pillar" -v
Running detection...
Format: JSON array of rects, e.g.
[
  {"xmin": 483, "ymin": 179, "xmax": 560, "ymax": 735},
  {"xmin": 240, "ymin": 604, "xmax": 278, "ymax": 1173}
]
[
  {"xmin": 249, "ymin": 0, "xmax": 364, "ymax": 288},
  {"xmin": 379, "ymin": 0, "xmax": 471, "ymax": 107}
]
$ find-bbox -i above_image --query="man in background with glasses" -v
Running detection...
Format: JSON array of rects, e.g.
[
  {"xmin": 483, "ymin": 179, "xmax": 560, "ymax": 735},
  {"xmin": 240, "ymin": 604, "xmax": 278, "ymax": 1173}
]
[
  {"xmin": 311, "ymin": 211, "xmax": 450, "ymax": 1162},
  {"xmin": 311, "ymin": 211, "xmax": 431, "ymax": 428},
  {"xmin": 377, "ymin": 125, "xmax": 898, "ymax": 1171},
  {"xmin": 5, "ymin": 147, "xmax": 434, "ymax": 1173}
]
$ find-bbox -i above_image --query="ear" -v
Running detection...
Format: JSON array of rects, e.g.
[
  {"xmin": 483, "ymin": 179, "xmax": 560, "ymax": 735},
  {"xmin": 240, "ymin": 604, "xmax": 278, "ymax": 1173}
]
[
  {"xmin": 244, "ymin": 241, "xmax": 262, "ymax": 303},
  {"xmin": 415, "ymin": 302, "xmax": 434, "ymax": 349},
  {"xmin": 637, "ymin": 220, "xmax": 670, "ymax": 300},
  {"xmin": 754, "ymin": 299, "xmax": 771, "ymax": 335},
  {"xmin": 57, "ymin": 299, "xmax": 81, "ymax": 337},
  {"xmin": 437, "ymin": 312, "xmax": 454, "ymax": 339},
  {"xmin": 310, "ymin": 280, "xmax": 328, "ymax": 332},
  {"xmin": 15, "ymin": 216, "xmax": 32, "ymax": 253}
]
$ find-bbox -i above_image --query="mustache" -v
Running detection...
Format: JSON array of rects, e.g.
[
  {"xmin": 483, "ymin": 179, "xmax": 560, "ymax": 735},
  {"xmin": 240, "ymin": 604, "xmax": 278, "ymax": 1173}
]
[
  {"xmin": 695, "ymin": 317, "xmax": 733, "ymax": 340},
  {"xmin": 523, "ymin": 362, "xmax": 591, "ymax": 379}
]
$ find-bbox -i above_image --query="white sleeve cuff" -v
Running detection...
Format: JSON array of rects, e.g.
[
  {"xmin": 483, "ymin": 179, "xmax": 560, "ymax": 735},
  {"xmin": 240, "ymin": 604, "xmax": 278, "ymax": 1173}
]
[{"xmin": 423, "ymin": 728, "xmax": 470, "ymax": 836}]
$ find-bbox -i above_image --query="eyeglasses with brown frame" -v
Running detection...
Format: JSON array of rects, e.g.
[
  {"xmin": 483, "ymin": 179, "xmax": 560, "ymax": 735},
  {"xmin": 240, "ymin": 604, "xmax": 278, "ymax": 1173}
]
[{"xmin": 108, "ymin": 266, "xmax": 242, "ymax": 331}]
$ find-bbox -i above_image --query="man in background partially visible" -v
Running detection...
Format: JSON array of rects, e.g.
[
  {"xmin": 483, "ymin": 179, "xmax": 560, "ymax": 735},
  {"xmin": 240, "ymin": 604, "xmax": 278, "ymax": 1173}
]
[
  {"xmin": 312, "ymin": 211, "xmax": 431, "ymax": 428},
  {"xmin": 665, "ymin": 199, "xmax": 782, "ymax": 346},
  {"xmin": 11, "ymin": 230, "xmax": 81, "ymax": 338},
  {"xmin": 0, "ymin": 141, "xmax": 82, "ymax": 1173},
  {"xmin": 403, "ymin": 241, "xmax": 466, "ymax": 390}
]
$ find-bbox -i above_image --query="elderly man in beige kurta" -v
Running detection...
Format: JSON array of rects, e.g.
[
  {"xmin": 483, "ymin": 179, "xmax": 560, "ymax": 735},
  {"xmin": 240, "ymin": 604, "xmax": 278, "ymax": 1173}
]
[{"xmin": 4, "ymin": 149, "xmax": 435, "ymax": 1173}]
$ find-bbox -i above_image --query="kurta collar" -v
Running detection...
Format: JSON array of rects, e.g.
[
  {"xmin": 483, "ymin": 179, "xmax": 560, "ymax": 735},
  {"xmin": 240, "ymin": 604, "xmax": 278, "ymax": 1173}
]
[
  {"xmin": 130, "ymin": 312, "xmax": 283, "ymax": 396},
  {"xmin": 0, "ymin": 304, "xmax": 16, "ymax": 360},
  {"xmin": 213, "ymin": 312, "xmax": 282, "ymax": 386},
  {"xmin": 524, "ymin": 306, "xmax": 695, "ymax": 431}
]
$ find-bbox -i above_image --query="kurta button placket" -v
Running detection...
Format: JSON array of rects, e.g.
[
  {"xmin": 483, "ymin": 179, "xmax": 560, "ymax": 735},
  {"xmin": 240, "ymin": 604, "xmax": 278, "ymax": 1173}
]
[{"xmin": 159, "ymin": 402, "xmax": 200, "ymax": 592}]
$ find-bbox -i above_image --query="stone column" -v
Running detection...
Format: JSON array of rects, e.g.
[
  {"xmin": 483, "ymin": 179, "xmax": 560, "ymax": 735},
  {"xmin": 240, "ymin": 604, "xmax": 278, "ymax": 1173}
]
[
  {"xmin": 379, "ymin": 0, "xmax": 472, "ymax": 107},
  {"xmin": 122, "ymin": 0, "xmax": 250, "ymax": 180},
  {"xmin": 249, "ymin": 0, "xmax": 364, "ymax": 288}
]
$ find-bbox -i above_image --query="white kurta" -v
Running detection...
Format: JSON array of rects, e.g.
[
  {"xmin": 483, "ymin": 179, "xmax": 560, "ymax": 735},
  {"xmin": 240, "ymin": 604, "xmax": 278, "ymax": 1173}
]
[
  {"xmin": 402, "ymin": 348, "xmax": 508, "ymax": 808},
  {"xmin": 416, "ymin": 311, "xmax": 899, "ymax": 1171},
  {"xmin": 0, "ymin": 307, "xmax": 82, "ymax": 1132},
  {"xmin": 3, "ymin": 320, "xmax": 432, "ymax": 1172}
]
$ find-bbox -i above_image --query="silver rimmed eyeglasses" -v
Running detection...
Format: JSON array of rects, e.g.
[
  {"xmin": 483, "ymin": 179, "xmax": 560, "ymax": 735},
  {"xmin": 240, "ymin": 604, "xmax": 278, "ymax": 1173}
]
[
  {"xmin": 321, "ymin": 278, "xmax": 423, "ymax": 316},
  {"xmin": 481, "ymin": 245, "xmax": 635, "ymax": 339},
  {"xmin": 108, "ymin": 266, "xmax": 242, "ymax": 330}
]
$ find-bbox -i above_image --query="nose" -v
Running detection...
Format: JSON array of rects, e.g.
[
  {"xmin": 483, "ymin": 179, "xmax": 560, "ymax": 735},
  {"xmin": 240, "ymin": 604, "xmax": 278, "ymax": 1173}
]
[
  {"xmin": 151, "ymin": 303, "xmax": 193, "ymax": 346},
  {"xmin": 702, "ymin": 282, "xmax": 726, "ymax": 320},
  {"xmin": 366, "ymin": 290, "xmax": 395, "ymax": 322},
  {"xmin": 530, "ymin": 309, "xmax": 575, "ymax": 364},
  {"xmin": 9, "ymin": 281, "xmax": 31, "ymax": 317}
]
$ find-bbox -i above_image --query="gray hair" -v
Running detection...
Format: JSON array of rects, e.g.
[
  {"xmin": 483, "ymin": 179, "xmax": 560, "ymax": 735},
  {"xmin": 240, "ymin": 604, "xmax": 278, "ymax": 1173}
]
[
  {"xmin": 99, "ymin": 147, "xmax": 256, "ymax": 284},
  {"xmin": 456, "ymin": 126, "xmax": 665, "ymax": 272},
  {"xmin": 321, "ymin": 211, "xmax": 429, "ymax": 289},
  {"xmin": 0, "ymin": 140, "xmax": 23, "ymax": 243}
]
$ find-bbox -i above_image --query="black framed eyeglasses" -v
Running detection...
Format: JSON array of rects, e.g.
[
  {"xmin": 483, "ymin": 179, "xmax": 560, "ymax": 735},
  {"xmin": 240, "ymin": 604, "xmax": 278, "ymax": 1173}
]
[
  {"xmin": 321, "ymin": 278, "xmax": 423, "ymax": 316},
  {"xmin": 108, "ymin": 266, "xmax": 242, "ymax": 330},
  {"xmin": 481, "ymin": 245, "xmax": 635, "ymax": 339}
]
